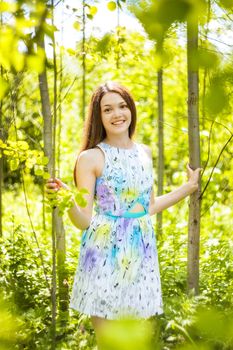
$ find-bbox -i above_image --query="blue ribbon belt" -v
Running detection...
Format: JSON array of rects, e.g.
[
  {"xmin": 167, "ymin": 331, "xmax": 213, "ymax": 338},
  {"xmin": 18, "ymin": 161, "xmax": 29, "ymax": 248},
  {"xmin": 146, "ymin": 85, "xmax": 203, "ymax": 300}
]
[{"xmin": 104, "ymin": 210, "xmax": 148, "ymax": 219}]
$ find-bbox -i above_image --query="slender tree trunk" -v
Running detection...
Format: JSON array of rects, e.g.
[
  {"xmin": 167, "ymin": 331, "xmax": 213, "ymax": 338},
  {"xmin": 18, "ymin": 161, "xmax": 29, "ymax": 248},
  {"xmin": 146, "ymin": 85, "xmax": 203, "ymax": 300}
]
[
  {"xmin": 187, "ymin": 13, "xmax": 201, "ymax": 295},
  {"xmin": 51, "ymin": 0, "xmax": 69, "ymax": 324},
  {"xmin": 38, "ymin": 34, "xmax": 57, "ymax": 349},
  {"xmin": 156, "ymin": 39, "xmax": 164, "ymax": 237}
]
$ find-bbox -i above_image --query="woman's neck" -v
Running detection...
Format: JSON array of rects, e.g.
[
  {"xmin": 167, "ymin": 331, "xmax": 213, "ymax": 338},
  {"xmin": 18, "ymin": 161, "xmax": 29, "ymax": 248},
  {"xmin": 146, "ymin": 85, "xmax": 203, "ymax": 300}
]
[{"xmin": 103, "ymin": 135, "xmax": 133, "ymax": 149}]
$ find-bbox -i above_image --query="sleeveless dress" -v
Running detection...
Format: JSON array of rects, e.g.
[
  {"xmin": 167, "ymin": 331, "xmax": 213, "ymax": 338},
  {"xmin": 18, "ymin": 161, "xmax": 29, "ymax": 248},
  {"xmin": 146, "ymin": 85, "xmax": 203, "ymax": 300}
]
[{"xmin": 70, "ymin": 141, "xmax": 163, "ymax": 320}]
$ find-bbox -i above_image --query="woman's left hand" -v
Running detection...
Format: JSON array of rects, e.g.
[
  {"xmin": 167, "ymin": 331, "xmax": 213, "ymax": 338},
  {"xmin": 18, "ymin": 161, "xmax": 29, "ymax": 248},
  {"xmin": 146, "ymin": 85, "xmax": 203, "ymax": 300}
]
[{"xmin": 186, "ymin": 163, "xmax": 202, "ymax": 187}]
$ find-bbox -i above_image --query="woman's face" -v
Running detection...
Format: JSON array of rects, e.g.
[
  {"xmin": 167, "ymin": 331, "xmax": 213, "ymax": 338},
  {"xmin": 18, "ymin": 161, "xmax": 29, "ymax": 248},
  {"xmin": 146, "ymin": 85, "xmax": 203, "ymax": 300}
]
[{"xmin": 100, "ymin": 92, "xmax": 132, "ymax": 137}]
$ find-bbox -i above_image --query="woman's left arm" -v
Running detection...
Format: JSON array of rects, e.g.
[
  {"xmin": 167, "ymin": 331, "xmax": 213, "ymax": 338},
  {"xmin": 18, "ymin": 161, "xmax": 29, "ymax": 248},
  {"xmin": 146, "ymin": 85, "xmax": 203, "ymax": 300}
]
[{"xmin": 149, "ymin": 164, "xmax": 202, "ymax": 215}]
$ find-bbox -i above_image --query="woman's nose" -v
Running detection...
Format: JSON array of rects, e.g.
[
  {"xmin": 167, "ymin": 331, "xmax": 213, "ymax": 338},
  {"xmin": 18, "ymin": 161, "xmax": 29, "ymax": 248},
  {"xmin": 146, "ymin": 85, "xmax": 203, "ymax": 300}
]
[{"xmin": 114, "ymin": 108, "xmax": 123, "ymax": 117}]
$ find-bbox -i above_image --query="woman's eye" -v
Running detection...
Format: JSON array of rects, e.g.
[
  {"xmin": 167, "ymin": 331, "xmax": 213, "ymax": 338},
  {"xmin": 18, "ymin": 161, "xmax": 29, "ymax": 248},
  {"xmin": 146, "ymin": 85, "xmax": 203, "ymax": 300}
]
[
  {"xmin": 104, "ymin": 108, "xmax": 111, "ymax": 113},
  {"xmin": 121, "ymin": 105, "xmax": 127, "ymax": 109}
]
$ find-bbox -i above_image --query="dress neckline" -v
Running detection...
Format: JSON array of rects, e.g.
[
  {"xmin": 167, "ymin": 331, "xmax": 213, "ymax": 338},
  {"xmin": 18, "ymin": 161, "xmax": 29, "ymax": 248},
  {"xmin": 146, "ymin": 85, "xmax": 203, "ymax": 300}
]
[{"xmin": 100, "ymin": 141, "xmax": 137, "ymax": 151}]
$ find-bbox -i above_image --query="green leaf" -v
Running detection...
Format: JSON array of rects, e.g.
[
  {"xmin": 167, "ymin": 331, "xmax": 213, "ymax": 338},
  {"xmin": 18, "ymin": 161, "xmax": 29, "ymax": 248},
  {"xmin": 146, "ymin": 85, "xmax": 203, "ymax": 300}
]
[
  {"xmin": 26, "ymin": 53, "xmax": 45, "ymax": 74},
  {"xmin": 43, "ymin": 23, "xmax": 58, "ymax": 39},
  {"xmin": 67, "ymin": 48, "xmax": 76, "ymax": 56},
  {"xmin": 89, "ymin": 6, "xmax": 98, "ymax": 16},
  {"xmin": 3, "ymin": 149, "xmax": 14, "ymax": 156},
  {"xmin": 107, "ymin": 1, "xmax": 117, "ymax": 11},
  {"xmin": 17, "ymin": 141, "xmax": 29, "ymax": 151},
  {"xmin": 79, "ymin": 188, "xmax": 89, "ymax": 194},
  {"xmin": 35, "ymin": 168, "xmax": 44, "ymax": 176},
  {"xmin": 42, "ymin": 156, "xmax": 49, "ymax": 165},
  {"xmin": 73, "ymin": 21, "xmax": 81, "ymax": 31},
  {"xmin": 43, "ymin": 172, "xmax": 51, "ymax": 180},
  {"xmin": 25, "ymin": 160, "xmax": 34, "ymax": 169},
  {"xmin": 10, "ymin": 158, "xmax": 19, "ymax": 171},
  {"xmin": 75, "ymin": 193, "xmax": 87, "ymax": 208}
]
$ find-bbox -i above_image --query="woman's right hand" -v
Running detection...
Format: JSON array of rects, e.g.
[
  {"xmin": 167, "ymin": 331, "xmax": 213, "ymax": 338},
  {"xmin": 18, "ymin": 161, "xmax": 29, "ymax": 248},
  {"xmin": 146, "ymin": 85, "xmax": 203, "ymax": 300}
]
[
  {"xmin": 45, "ymin": 178, "xmax": 69, "ymax": 193},
  {"xmin": 45, "ymin": 178, "xmax": 70, "ymax": 204},
  {"xmin": 45, "ymin": 178, "xmax": 75, "ymax": 213}
]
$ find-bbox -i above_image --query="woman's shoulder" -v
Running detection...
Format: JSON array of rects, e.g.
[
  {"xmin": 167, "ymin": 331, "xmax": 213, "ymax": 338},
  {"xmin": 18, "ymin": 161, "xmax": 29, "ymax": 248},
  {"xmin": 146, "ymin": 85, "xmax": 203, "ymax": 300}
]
[
  {"xmin": 77, "ymin": 147, "xmax": 104, "ymax": 177},
  {"xmin": 78, "ymin": 147, "xmax": 103, "ymax": 163},
  {"xmin": 140, "ymin": 143, "xmax": 152, "ymax": 158}
]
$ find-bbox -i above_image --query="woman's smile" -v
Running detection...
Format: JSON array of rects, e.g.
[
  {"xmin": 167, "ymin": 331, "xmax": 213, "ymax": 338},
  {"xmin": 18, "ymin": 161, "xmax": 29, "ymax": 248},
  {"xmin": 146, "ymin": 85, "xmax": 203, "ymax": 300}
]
[{"xmin": 111, "ymin": 119, "xmax": 126, "ymax": 126}]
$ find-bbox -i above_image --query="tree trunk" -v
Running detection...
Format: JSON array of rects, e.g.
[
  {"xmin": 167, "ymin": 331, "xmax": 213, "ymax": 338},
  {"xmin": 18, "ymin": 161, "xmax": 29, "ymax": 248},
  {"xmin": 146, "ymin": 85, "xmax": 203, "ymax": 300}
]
[
  {"xmin": 51, "ymin": 0, "xmax": 69, "ymax": 323},
  {"xmin": 187, "ymin": 13, "xmax": 201, "ymax": 295},
  {"xmin": 38, "ymin": 34, "xmax": 56, "ymax": 349},
  {"xmin": 156, "ymin": 39, "xmax": 164, "ymax": 237}
]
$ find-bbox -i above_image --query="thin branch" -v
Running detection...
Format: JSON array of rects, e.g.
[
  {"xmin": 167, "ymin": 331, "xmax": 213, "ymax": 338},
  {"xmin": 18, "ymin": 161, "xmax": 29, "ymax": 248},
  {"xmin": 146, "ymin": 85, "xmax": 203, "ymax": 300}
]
[
  {"xmin": 199, "ymin": 134, "xmax": 233, "ymax": 200},
  {"xmin": 157, "ymin": 115, "xmax": 232, "ymax": 137},
  {"xmin": 171, "ymin": 113, "xmax": 233, "ymax": 135},
  {"xmin": 201, "ymin": 181, "xmax": 231, "ymax": 217},
  {"xmin": 55, "ymin": 0, "xmax": 63, "ymax": 7},
  {"xmin": 200, "ymin": 33, "xmax": 233, "ymax": 47},
  {"xmin": 200, "ymin": 120, "xmax": 214, "ymax": 179},
  {"xmin": 199, "ymin": 46, "xmax": 232, "ymax": 56},
  {"xmin": 55, "ymin": 76, "xmax": 78, "ymax": 112}
]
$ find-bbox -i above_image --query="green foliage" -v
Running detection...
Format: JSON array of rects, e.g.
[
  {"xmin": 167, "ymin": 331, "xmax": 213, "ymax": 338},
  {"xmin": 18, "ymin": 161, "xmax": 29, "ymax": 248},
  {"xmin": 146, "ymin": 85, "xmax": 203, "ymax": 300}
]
[
  {"xmin": 45, "ymin": 186, "xmax": 88, "ymax": 215},
  {"xmin": 130, "ymin": 0, "xmax": 206, "ymax": 41},
  {"xmin": 0, "ymin": 138, "xmax": 50, "ymax": 179},
  {"xmin": 218, "ymin": 0, "xmax": 233, "ymax": 10},
  {"xmin": 0, "ymin": 1, "xmax": 49, "ymax": 89},
  {"xmin": 87, "ymin": 5, "xmax": 98, "ymax": 17},
  {"xmin": 0, "ymin": 227, "xmax": 52, "ymax": 349},
  {"xmin": 0, "ymin": 227, "xmax": 50, "ymax": 311}
]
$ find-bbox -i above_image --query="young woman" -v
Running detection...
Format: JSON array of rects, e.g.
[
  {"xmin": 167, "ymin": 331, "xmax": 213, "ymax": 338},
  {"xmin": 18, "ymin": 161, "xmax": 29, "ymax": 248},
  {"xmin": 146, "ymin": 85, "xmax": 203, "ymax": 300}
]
[{"xmin": 46, "ymin": 81, "xmax": 201, "ymax": 346}]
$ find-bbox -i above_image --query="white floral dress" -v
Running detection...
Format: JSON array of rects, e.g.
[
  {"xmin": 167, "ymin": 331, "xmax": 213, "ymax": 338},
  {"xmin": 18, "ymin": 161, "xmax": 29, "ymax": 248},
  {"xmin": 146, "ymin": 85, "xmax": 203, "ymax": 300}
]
[{"xmin": 70, "ymin": 141, "xmax": 163, "ymax": 320}]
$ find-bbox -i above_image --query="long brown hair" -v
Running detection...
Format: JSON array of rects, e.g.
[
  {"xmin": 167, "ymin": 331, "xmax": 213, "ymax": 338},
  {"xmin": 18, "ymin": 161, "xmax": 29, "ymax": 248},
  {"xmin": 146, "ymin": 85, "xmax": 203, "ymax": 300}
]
[{"xmin": 74, "ymin": 81, "xmax": 137, "ymax": 185}]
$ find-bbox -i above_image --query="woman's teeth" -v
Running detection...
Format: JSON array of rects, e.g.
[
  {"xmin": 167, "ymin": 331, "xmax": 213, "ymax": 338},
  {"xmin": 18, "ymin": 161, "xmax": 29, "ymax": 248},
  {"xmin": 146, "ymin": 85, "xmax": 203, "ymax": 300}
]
[{"xmin": 112, "ymin": 120, "xmax": 125, "ymax": 125}]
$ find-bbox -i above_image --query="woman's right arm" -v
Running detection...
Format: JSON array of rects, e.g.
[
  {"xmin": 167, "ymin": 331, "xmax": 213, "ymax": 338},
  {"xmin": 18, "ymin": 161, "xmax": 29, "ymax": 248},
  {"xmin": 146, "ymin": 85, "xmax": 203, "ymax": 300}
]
[
  {"xmin": 46, "ymin": 150, "xmax": 97, "ymax": 230},
  {"xmin": 68, "ymin": 151, "xmax": 96, "ymax": 230}
]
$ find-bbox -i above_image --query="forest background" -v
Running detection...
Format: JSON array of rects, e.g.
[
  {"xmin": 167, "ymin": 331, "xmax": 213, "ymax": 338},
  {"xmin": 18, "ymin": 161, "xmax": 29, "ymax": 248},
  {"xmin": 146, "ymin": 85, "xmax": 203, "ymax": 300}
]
[{"xmin": 0, "ymin": 0, "xmax": 233, "ymax": 349}]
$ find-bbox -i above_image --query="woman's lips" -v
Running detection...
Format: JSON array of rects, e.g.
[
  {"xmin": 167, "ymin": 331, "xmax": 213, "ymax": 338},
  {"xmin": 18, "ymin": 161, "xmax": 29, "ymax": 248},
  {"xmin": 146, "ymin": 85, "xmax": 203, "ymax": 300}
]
[{"xmin": 112, "ymin": 120, "xmax": 125, "ymax": 125}]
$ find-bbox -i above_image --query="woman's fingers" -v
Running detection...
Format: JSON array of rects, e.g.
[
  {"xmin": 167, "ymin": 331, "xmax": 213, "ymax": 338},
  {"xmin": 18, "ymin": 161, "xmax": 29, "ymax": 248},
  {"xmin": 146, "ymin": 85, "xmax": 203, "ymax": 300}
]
[
  {"xmin": 187, "ymin": 164, "xmax": 202, "ymax": 173},
  {"xmin": 45, "ymin": 178, "xmax": 60, "ymax": 197},
  {"xmin": 46, "ymin": 177, "xmax": 69, "ymax": 190},
  {"xmin": 186, "ymin": 164, "xmax": 203, "ymax": 186},
  {"xmin": 46, "ymin": 182, "xmax": 59, "ymax": 189}
]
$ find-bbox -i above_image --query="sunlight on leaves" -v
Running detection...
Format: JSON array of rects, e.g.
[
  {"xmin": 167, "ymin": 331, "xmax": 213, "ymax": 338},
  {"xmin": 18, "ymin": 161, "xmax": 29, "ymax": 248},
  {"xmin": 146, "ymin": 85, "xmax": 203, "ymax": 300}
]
[{"xmin": 107, "ymin": 1, "xmax": 117, "ymax": 11}]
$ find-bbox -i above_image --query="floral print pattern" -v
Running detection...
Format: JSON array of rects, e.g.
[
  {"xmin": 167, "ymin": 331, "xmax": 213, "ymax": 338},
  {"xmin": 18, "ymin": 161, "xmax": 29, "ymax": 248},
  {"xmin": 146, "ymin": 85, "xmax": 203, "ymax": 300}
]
[{"xmin": 70, "ymin": 142, "xmax": 163, "ymax": 320}]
